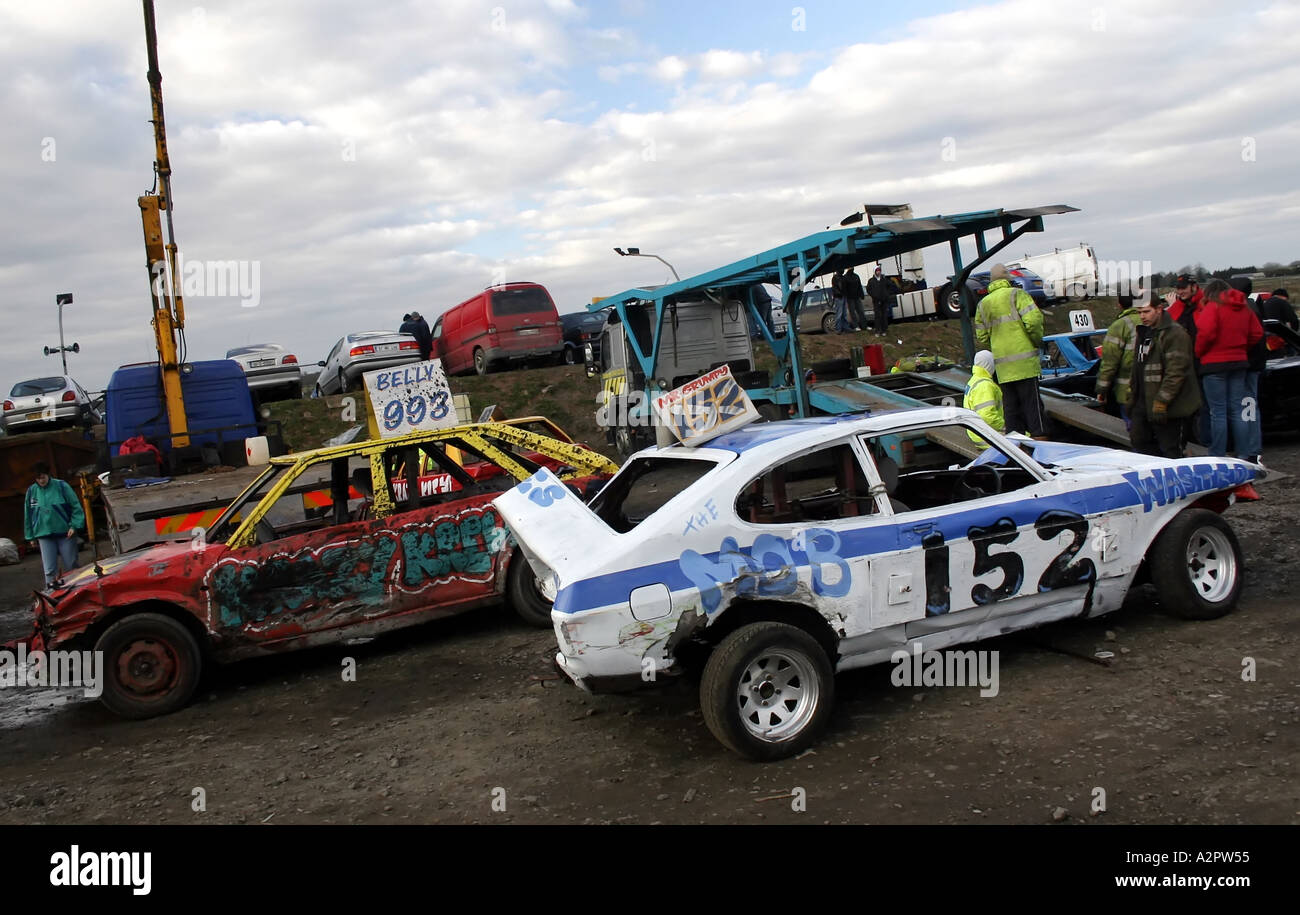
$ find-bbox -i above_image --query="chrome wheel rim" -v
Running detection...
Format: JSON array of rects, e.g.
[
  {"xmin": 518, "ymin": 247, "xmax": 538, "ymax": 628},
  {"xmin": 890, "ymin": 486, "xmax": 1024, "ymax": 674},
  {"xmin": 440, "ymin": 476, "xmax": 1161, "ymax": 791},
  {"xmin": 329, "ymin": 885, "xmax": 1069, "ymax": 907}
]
[
  {"xmin": 1186, "ymin": 527, "xmax": 1236, "ymax": 603},
  {"xmin": 735, "ymin": 649, "xmax": 819, "ymax": 742}
]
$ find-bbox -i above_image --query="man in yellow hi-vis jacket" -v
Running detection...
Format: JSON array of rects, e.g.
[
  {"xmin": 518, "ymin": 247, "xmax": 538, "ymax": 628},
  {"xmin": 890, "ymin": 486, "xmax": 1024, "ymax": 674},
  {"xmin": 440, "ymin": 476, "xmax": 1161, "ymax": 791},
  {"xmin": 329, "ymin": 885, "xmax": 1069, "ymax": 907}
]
[
  {"xmin": 975, "ymin": 264, "xmax": 1045, "ymax": 437},
  {"xmin": 964, "ymin": 350, "xmax": 1005, "ymax": 443}
]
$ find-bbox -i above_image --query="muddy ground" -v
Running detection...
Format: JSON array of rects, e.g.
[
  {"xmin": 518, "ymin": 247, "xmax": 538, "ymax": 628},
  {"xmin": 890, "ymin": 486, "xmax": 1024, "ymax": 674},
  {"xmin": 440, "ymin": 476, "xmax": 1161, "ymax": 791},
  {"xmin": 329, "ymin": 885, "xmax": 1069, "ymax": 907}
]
[{"xmin": 0, "ymin": 444, "xmax": 1296, "ymax": 826}]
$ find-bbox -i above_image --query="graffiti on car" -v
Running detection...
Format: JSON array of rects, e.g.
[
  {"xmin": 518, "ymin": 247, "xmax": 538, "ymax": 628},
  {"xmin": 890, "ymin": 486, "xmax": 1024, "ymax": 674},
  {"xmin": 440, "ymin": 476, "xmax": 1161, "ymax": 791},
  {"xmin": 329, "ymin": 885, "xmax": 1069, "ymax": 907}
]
[
  {"xmin": 207, "ymin": 506, "xmax": 508, "ymax": 627},
  {"xmin": 678, "ymin": 527, "xmax": 851, "ymax": 614}
]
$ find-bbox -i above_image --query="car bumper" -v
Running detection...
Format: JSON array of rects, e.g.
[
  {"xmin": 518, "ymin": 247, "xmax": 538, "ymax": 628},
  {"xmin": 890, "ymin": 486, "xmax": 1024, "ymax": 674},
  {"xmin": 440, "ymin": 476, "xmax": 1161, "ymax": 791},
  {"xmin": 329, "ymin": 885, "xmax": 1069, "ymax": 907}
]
[
  {"xmin": 486, "ymin": 344, "xmax": 564, "ymax": 364},
  {"xmin": 242, "ymin": 367, "xmax": 302, "ymax": 390},
  {"xmin": 342, "ymin": 353, "xmax": 424, "ymax": 384},
  {"xmin": 2, "ymin": 404, "xmax": 82, "ymax": 431},
  {"xmin": 554, "ymin": 651, "xmax": 649, "ymax": 694}
]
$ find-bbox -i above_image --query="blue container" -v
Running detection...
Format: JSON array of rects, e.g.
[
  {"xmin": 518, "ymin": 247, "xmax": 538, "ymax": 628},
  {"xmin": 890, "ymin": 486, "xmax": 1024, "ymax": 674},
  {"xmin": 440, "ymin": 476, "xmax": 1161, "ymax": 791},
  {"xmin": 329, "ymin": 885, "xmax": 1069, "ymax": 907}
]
[{"xmin": 106, "ymin": 360, "xmax": 257, "ymax": 451}]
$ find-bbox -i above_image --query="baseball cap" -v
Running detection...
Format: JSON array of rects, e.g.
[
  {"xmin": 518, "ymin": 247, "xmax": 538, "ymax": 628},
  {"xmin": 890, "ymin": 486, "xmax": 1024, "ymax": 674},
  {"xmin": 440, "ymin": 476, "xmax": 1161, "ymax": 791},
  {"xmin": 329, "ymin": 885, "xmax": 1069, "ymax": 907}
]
[{"xmin": 1174, "ymin": 274, "xmax": 1194, "ymax": 287}]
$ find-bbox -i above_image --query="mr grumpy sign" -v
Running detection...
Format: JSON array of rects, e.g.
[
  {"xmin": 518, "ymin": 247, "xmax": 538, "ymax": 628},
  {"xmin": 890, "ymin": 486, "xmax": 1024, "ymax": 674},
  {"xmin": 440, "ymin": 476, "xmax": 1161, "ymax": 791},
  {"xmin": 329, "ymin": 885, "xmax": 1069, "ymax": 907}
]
[
  {"xmin": 364, "ymin": 359, "xmax": 458, "ymax": 439},
  {"xmin": 653, "ymin": 365, "xmax": 760, "ymax": 447}
]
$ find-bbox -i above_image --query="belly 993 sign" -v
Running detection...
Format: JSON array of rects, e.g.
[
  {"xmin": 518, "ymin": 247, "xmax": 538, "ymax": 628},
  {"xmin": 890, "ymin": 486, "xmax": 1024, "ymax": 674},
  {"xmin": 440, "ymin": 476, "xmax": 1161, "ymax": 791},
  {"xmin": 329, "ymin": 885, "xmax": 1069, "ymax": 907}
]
[{"xmin": 364, "ymin": 359, "xmax": 458, "ymax": 438}]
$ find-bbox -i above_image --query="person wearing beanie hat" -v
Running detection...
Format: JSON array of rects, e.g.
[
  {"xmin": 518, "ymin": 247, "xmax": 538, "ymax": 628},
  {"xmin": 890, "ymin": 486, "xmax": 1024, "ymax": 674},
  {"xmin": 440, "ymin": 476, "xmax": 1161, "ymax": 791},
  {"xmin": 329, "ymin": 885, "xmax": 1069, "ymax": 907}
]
[
  {"xmin": 974, "ymin": 263, "xmax": 1045, "ymax": 437},
  {"xmin": 964, "ymin": 349, "xmax": 1005, "ymax": 443},
  {"xmin": 1262, "ymin": 288, "xmax": 1297, "ymax": 330}
]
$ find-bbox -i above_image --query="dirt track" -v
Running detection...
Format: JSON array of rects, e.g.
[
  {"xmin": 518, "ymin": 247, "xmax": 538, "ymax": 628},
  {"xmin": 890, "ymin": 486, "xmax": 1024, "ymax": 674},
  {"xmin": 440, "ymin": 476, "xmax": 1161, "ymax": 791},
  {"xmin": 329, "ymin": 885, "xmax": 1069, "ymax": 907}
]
[{"xmin": 1, "ymin": 444, "xmax": 1297, "ymax": 825}]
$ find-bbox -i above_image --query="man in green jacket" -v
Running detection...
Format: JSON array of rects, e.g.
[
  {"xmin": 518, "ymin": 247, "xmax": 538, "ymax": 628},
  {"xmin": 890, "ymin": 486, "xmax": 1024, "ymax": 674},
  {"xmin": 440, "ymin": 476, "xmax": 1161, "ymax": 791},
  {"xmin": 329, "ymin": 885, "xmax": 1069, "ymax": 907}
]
[
  {"xmin": 964, "ymin": 350, "xmax": 1005, "ymax": 444},
  {"xmin": 1128, "ymin": 298, "xmax": 1202, "ymax": 459},
  {"xmin": 975, "ymin": 264, "xmax": 1045, "ymax": 437},
  {"xmin": 23, "ymin": 461, "xmax": 85, "ymax": 588},
  {"xmin": 1095, "ymin": 292, "xmax": 1140, "ymax": 428}
]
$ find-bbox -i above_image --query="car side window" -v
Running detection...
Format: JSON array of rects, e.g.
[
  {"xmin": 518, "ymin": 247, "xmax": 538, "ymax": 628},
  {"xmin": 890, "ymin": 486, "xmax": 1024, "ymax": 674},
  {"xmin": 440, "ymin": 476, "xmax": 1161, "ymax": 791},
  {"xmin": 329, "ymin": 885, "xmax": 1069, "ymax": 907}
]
[
  {"xmin": 327, "ymin": 339, "xmax": 343, "ymax": 363},
  {"xmin": 432, "ymin": 318, "xmax": 443, "ymax": 340},
  {"xmin": 858, "ymin": 426, "xmax": 1040, "ymax": 514},
  {"xmin": 737, "ymin": 443, "xmax": 875, "ymax": 524}
]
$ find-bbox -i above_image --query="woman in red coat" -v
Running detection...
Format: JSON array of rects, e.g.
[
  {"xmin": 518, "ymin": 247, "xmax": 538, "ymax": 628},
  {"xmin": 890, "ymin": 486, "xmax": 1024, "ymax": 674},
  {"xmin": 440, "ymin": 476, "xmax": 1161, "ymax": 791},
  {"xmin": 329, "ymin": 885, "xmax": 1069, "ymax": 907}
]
[{"xmin": 1194, "ymin": 279, "xmax": 1264, "ymax": 459}]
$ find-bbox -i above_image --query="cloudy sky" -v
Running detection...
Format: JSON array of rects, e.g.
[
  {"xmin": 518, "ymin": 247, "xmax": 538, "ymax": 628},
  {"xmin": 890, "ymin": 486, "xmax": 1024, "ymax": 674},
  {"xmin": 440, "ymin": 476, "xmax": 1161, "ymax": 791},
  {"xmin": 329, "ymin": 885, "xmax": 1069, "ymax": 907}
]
[{"xmin": 2, "ymin": 0, "xmax": 1297, "ymax": 391}]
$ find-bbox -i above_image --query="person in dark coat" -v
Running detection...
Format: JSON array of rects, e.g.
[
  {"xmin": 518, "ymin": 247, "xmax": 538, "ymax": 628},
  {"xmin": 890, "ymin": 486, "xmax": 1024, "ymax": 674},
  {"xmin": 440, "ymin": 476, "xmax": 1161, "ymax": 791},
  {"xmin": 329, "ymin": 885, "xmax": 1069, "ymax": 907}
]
[
  {"xmin": 408, "ymin": 310, "xmax": 433, "ymax": 360},
  {"xmin": 1262, "ymin": 288, "xmax": 1297, "ymax": 330},
  {"xmin": 866, "ymin": 266, "xmax": 896, "ymax": 336},
  {"xmin": 842, "ymin": 267, "xmax": 868, "ymax": 332}
]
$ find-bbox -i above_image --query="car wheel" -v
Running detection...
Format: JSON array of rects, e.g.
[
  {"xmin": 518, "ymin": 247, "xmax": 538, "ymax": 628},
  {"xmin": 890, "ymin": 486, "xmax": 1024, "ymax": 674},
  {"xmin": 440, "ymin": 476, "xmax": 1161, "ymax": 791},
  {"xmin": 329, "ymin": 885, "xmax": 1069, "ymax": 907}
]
[
  {"xmin": 474, "ymin": 348, "xmax": 489, "ymax": 376},
  {"xmin": 95, "ymin": 612, "xmax": 202, "ymax": 720},
  {"xmin": 1148, "ymin": 509, "xmax": 1243, "ymax": 620},
  {"xmin": 507, "ymin": 553, "xmax": 554, "ymax": 628},
  {"xmin": 313, "ymin": 383, "xmax": 324, "ymax": 399},
  {"xmin": 700, "ymin": 621, "xmax": 834, "ymax": 761},
  {"xmin": 1066, "ymin": 284, "xmax": 1086, "ymax": 302},
  {"xmin": 563, "ymin": 345, "xmax": 578, "ymax": 365},
  {"xmin": 820, "ymin": 311, "xmax": 837, "ymax": 335},
  {"xmin": 937, "ymin": 284, "xmax": 962, "ymax": 320}
]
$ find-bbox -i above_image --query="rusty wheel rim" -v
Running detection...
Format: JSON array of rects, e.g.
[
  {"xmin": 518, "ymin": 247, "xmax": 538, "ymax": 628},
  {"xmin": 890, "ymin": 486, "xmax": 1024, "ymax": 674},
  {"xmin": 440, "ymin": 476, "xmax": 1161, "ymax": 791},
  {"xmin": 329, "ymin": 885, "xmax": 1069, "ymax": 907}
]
[{"xmin": 116, "ymin": 637, "xmax": 180, "ymax": 698}]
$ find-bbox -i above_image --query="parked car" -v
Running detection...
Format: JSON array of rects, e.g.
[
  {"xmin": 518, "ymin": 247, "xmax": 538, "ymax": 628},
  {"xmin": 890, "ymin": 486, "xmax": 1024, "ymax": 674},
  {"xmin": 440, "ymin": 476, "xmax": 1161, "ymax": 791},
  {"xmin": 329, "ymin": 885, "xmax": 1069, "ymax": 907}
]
[
  {"xmin": 315, "ymin": 331, "xmax": 421, "ymax": 395},
  {"xmin": 226, "ymin": 343, "xmax": 302, "ymax": 401},
  {"xmin": 1, "ymin": 375, "xmax": 101, "ymax": 435},
  {"xmin": 795, "ymin": 287, "xmax": 839, "ymax": 334},
  {"xmin": 434, "ymin": 282, "xmax": 564, "ymax": 376},
  {"xmin": 18, "ymin": 421, "xmax": 618, "ymax": 719},
  {"xmin": 938, "ymin": 267, "xmax": 1049, "ymax": 317},
  {"xmin": 498, "ymin": 407, "xmax": 1259, "ymax": 760},
  {"xmin": 560, "ymin": 311, "xmax": 607, "ymax": 365}
]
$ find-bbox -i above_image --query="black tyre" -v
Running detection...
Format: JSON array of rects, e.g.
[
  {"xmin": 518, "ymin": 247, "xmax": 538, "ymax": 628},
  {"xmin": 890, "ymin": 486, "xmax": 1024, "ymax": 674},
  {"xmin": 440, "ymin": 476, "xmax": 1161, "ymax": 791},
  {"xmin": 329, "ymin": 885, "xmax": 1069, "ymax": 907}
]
[
  {"xmin": 474, "ymin": 347, "xmax": 489, "ymax": 376},
  {"xmin": 820, "ymin": 311, "xmax": 837, "ymax": 334},
  {"xmin": 1148, "ymin": 509, "xmax": 1243, "ymax": 620},
  {"xmin": 700, "ymin": 621, "xmax": 834, "ymax": 761},
  {"xmin": 95, "ymin": 612, "xmax": 203, "ymax": 719},
  {"xmin": 507, "ymin": 553, "xmax": 553, "ymax": 628},
  {"xmin": 937, "ymin": 284, "xmax": 962, "ymax": 320},
  {"xmin": 563, "ymin": 345, "xmax": 577, "ymax": 365}
]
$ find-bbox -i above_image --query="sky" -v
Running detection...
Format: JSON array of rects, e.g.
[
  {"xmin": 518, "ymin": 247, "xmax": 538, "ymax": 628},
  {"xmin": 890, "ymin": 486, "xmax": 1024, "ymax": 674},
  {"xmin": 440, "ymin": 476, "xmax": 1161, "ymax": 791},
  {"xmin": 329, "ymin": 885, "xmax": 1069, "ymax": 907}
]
[{"xmin": 1, "ymin": 0, "xmax": 1297, "ymax": 392}]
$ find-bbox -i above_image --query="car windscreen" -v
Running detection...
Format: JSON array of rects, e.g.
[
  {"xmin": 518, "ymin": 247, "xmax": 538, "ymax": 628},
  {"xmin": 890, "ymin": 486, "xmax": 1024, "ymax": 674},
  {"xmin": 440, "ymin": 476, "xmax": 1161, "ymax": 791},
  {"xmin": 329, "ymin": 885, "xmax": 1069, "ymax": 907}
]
[
  {"xmin": 11, "ymin": 377, "xmax": 66, "ymax": 396},
  {"xmin": 492, "ymin": 287, "xmax": 553, "ymax": 316},
  {"xmin": 226, "ymin": 345, "xmax": 278, "ymax": 357},
  {"xmin": 588, "ymin": 456, "xmax": 718, "ymax": 533}
]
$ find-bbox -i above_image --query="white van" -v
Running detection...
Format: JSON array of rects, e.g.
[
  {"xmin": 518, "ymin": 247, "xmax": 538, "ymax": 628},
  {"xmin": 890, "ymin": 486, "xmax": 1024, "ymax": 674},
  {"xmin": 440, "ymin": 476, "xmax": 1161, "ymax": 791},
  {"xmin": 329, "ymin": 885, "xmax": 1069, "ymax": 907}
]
[{"xmin": 1008, "ymin": 244, "xmax": 1099, "ymax": 302}]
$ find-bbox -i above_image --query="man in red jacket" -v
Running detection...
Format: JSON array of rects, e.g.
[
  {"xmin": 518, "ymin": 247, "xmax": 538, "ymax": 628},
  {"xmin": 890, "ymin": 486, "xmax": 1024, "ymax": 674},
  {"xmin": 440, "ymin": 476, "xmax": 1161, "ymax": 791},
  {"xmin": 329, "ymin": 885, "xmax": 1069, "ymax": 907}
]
[{"xmin": 1195, "ymin": 278, "xmax": 1264, "ymax": 460}]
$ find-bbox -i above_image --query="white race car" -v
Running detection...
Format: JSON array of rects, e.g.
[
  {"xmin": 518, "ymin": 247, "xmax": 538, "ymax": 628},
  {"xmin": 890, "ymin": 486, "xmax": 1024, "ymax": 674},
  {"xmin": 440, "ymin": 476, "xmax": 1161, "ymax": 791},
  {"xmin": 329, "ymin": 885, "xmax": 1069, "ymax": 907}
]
[{"xmin": 495, "ymin": 407, "xmax": 1260, "ymax": 760}]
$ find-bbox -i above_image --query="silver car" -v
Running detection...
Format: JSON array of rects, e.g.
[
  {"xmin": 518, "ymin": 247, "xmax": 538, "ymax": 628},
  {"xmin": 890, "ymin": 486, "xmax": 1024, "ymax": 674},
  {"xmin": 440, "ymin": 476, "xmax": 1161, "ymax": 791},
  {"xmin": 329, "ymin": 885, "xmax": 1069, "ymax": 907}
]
[
  {"xmin": 226, "ymin": 343, "xmax": 303, "ymax": 401},
  {"xmin": 315, "ymin": 331, "xmax": 422, "ymax": 395},
  {"xmin": 2, "ymin": 375, "xmax": 101, "ymax": 434}
]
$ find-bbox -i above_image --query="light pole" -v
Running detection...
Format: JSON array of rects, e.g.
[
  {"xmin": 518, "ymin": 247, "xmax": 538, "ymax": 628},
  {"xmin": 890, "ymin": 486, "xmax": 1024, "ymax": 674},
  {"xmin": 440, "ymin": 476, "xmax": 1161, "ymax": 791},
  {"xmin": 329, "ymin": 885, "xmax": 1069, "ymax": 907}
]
[
  {"xmin": 44, "ymin": 293, "xmax": 80, "ymax": 375},
  {"xmin": 614, "ymin": 247, "xmax": 680, "ymax": 281}
]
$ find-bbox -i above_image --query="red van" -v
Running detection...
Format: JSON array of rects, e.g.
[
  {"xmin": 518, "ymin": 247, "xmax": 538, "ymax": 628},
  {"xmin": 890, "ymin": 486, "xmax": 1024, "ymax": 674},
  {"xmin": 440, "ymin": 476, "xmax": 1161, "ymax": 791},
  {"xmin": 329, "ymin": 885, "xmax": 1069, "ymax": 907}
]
[{"xmin": 433, "ymin": 283, "xmax": 564, "ymax": 376}]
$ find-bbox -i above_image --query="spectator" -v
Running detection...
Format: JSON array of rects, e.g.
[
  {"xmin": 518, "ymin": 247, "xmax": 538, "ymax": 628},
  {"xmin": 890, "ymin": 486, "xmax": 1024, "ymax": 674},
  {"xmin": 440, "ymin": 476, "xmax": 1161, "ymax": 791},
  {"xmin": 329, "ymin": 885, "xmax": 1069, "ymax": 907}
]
[
  {"xmin": 964, "ymin": 350, "xmax": 1004, "ymax": 444},
  {"xmin": 1262, "ymin": 288, "xmax": 1297, "ymax": 330},
  {"xmin": 1129, "ymin": 296, "xmax": 1200, "ymax": 459},
  {"xmin": 1200, "ymin": 279, "xmax": 1264, "ymax": 462},
  {"xmin": 866, "ymin": 266, "xmax": 896, "ymax": 336},
  {"xmin": 1096, "ymin": 292, "xmax": 1141, "ymax": 428},
  {"xmin": 1168, "ymin": 273, "xmax": 1208, "ymax": 444},
  {"xmin": 399, "ymin": 313, "xmax": 417, "ymax": 335},
  {"xmin": 842, "ymin": 267, "xmax": 868, "ymax": 333},
  {"xmin": 409, "ymin": 310, "xmax": 433, "ymax": 360},
  {"xmin": 1232, "ymin": 276, "xmax": 1267, "ymax": 466},
  {"xmin": 831, "ymin": 269, "xmax": 853, "ymax": 333},
  {"xmin": 975, "ymin": 263, "xmax": 1045, "ymax": 437},
  {"xmin": 23, "ymin": 462, "xmax": 85, "ymax": 589}
]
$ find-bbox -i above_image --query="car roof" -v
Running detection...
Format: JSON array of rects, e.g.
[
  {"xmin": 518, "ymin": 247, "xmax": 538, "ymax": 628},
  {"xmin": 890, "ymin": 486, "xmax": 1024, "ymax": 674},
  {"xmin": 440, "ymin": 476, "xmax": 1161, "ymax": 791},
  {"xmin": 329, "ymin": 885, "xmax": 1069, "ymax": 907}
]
[
  {"xmin": 226, "ymin": 343, "xmax": 285, "ymax": 356},
  {"xmin": 659, "ymin": 406, "xmax": 973, "ymax": 459}
]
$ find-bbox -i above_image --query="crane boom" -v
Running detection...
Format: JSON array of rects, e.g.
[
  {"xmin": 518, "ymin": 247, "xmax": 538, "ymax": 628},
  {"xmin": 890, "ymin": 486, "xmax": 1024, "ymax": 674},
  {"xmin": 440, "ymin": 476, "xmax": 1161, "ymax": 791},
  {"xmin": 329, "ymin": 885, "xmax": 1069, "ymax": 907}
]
[{"xmin": 138, "ymin": 0, "xmax": 189, "ymax": 449}]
